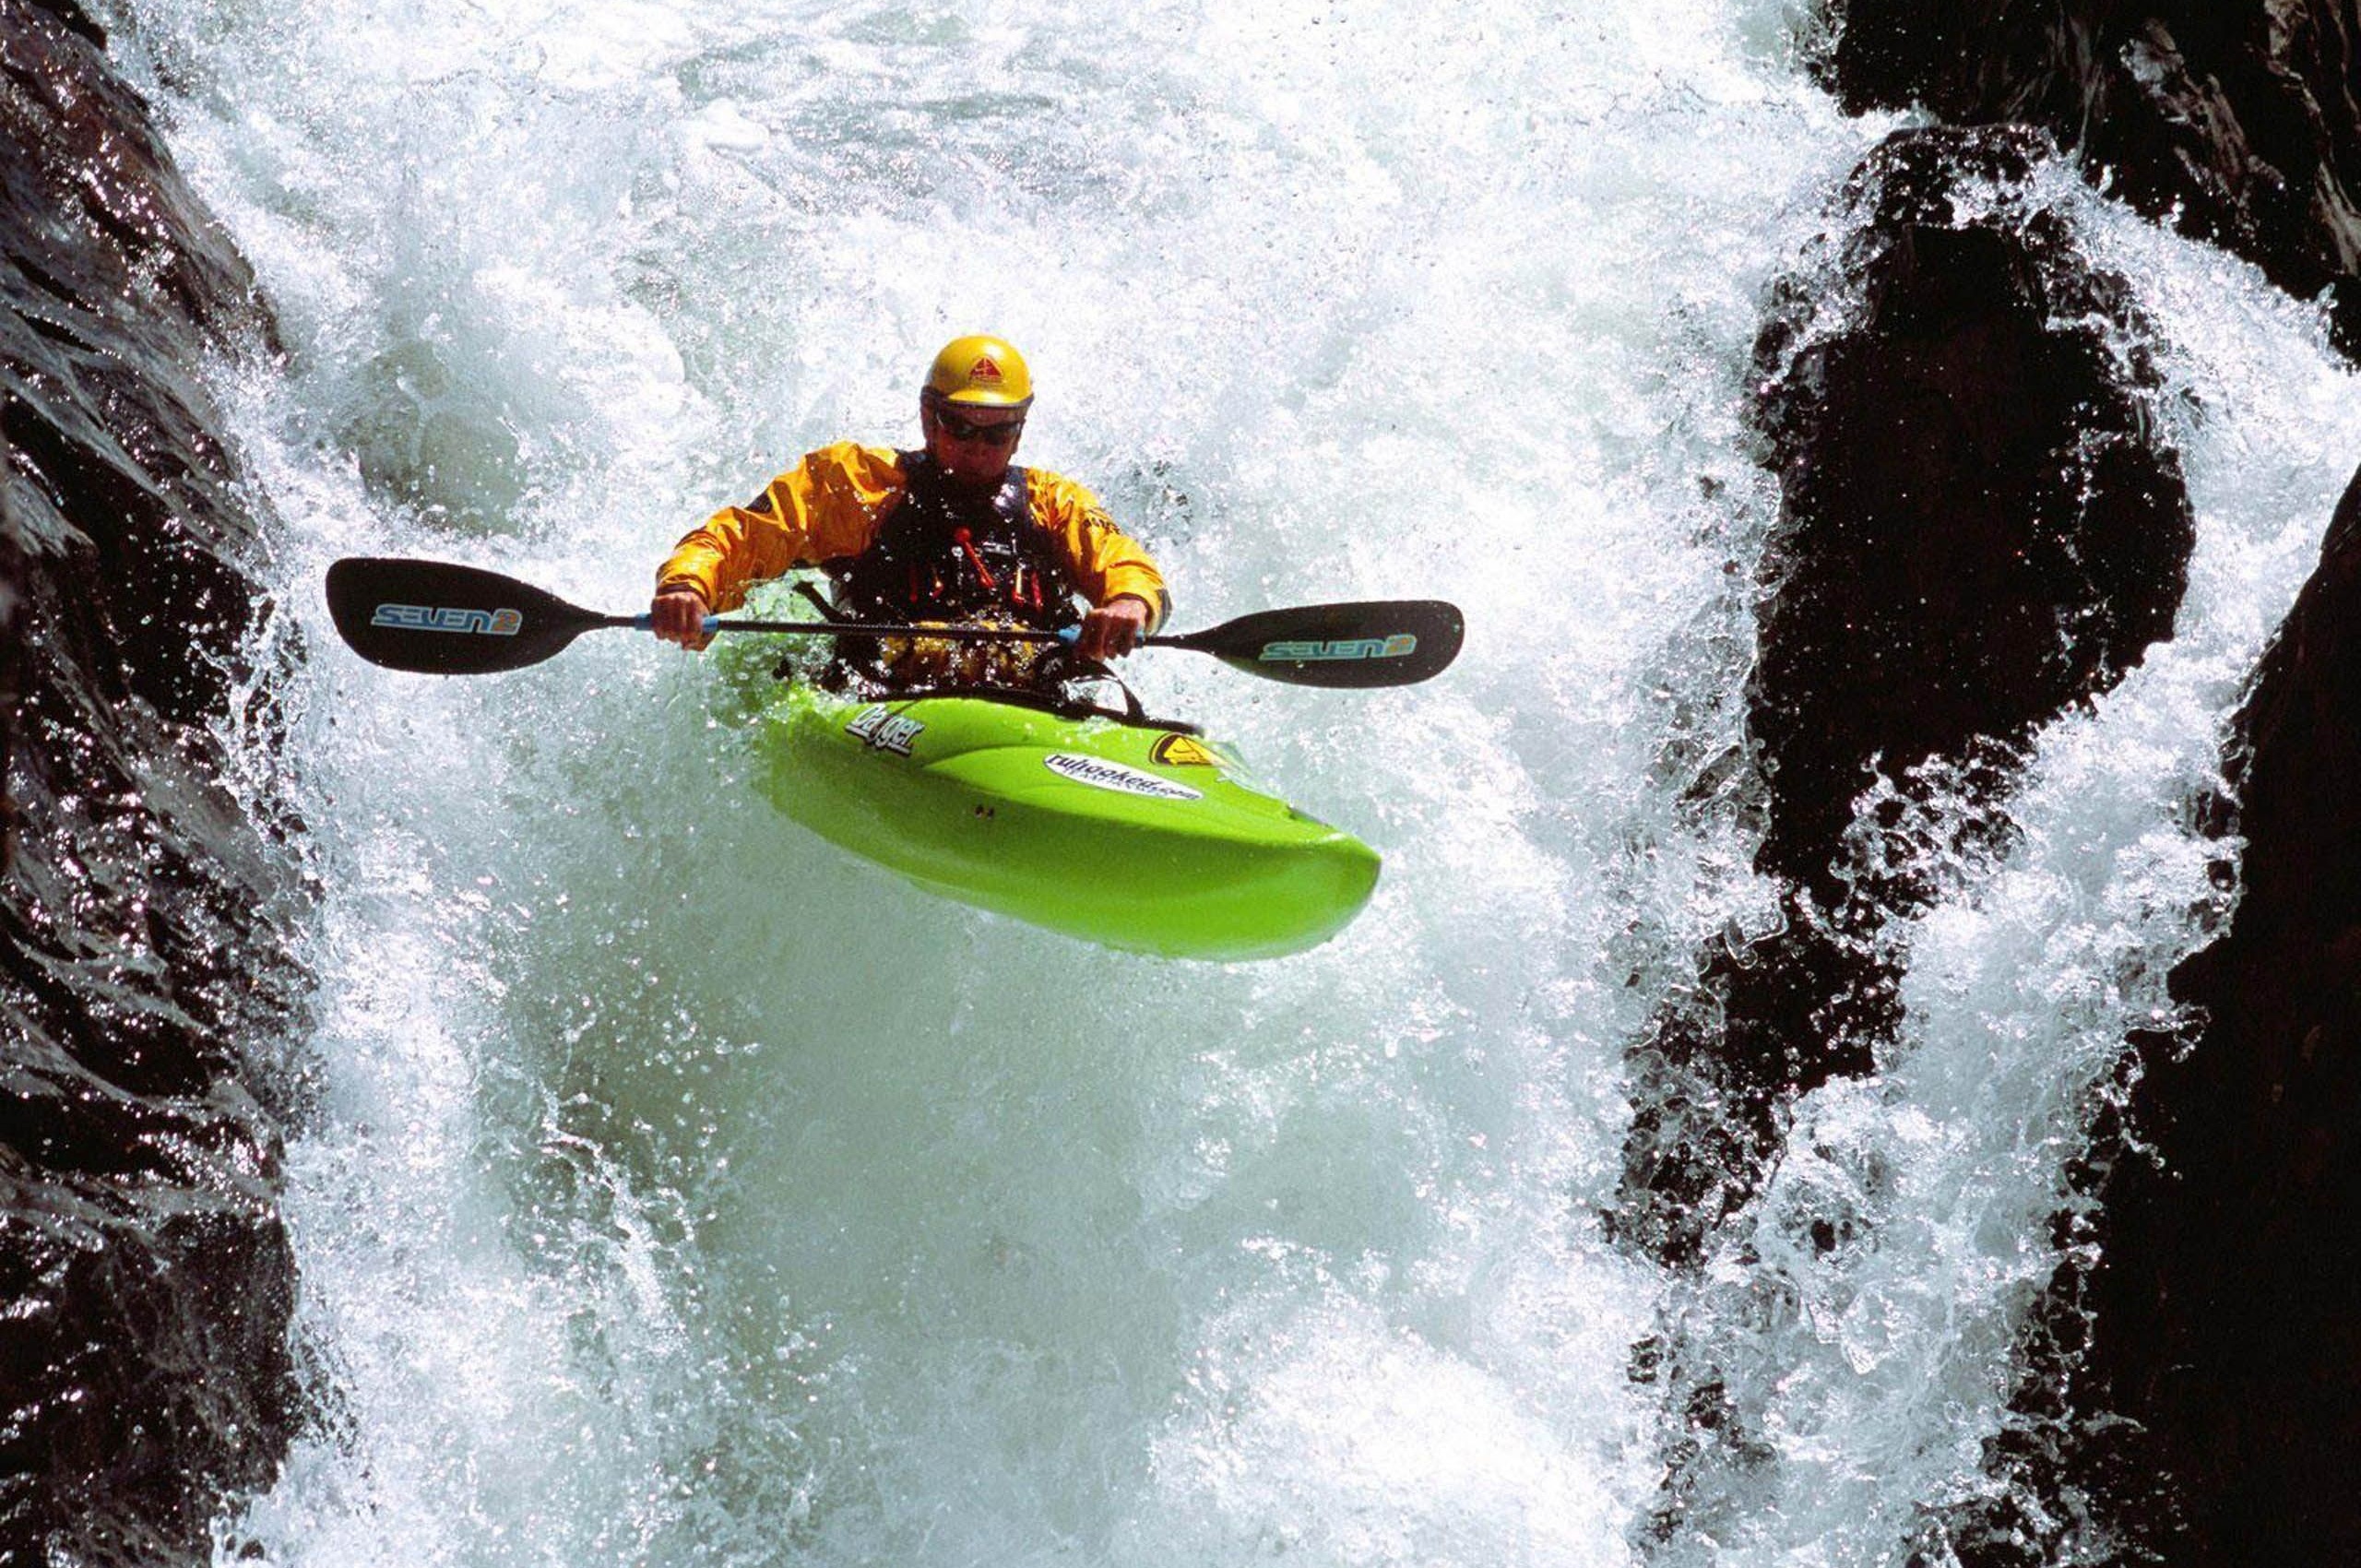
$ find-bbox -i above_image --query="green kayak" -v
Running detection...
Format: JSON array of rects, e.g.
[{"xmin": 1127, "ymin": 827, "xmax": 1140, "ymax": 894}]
[{"xmin": 749, "ymin": 684, "xmax": 1381, "ymax": 959}]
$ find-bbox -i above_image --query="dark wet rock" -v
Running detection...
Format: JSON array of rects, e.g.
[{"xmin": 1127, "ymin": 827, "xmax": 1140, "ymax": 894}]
[
  {"xmin": 1749, "ymin": 129, "xmax": 2193, "ymax": 902},
  {"xmin": 2, "ymin": 1, "xmax": 306, "ymax": 1562},
  {"xmin": 1621, "ymin": 127, "xmax": 2198, "ymax": 1565},
  {"xmin": 1616, "ymin": 905, "xmax": 1900, "ymax": 1265},
  {"xmin": 1819, "ymin": 0, "xmax": 2361, "ymax": 358},
  {"xmin": 1945, "ymin": 459, "xmax": 2361, "ymax": 1567},
  {"xmin": 1614, "ymin": 126, "xmax": 2194, "ymax": 1272},
  {"xmin": 26, "ymin": 0, "xmax": 101, "ymax": 50}
]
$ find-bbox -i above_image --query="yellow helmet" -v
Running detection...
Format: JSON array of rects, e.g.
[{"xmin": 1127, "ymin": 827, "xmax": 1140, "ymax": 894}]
[{"xmin": 923, "ymin": 335, "xmax": 1033, "ymax": 410}]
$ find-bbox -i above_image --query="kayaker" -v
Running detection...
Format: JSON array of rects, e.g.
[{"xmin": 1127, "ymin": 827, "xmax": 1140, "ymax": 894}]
[{"xmin": 649, "ymin": 336, "xmax": 1167, "ymax": 688}]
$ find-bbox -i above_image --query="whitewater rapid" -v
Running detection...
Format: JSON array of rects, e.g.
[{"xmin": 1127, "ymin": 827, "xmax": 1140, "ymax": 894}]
[{"xmin": 105, "ymin": 0, "xmax": 2361, "ymax": 1562}]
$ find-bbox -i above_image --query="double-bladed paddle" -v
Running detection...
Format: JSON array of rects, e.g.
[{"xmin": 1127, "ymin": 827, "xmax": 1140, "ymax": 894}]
[{"xmin": 324, "ymin": 557, "xmax": 1464, "ymax": 689}]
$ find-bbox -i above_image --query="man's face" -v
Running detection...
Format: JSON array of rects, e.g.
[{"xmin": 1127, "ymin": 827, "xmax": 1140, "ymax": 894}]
[{"xmin": 922, "ymin": 398, "xmax": 1026, "ymax": 487}]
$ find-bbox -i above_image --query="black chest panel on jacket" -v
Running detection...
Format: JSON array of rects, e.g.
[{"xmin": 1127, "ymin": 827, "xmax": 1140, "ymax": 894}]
[{"xmin": 829, "ymin": 454, "xmax": 1077, "ymax": 629}]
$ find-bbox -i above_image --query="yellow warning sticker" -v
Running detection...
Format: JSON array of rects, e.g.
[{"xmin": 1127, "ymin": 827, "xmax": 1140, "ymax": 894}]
[{"xmin": 1150, "ymin": 734, "xmax": 1223, "ymax": 767}]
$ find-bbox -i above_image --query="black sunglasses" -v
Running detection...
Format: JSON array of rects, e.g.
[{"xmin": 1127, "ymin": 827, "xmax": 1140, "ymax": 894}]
[{"xmin": 931, "ymin": 402, "xmax": 1026, "ymax": 445}]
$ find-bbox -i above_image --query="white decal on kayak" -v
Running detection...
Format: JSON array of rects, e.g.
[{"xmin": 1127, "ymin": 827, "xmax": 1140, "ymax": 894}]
[
  {"xmin": 847, "ymin": 706, "xmax": 925, "ymax": 755},
  {"xmin": 1043, "ymin": 754, "xmax": 1203, "ymax": 802}
]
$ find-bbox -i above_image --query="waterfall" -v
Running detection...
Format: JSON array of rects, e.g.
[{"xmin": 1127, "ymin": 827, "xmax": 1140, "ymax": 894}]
[{"xmin": 92, "ymin": 0, "xmax": 2361, "ymax": 1561}]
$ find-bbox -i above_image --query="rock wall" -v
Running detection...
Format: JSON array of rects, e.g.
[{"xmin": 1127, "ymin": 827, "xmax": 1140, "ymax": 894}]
[
  {"xmin": 1616, "ymin": 126, "xmax": 2194, "ymax": 1272},
  {"xmin": 1943, "ymin": 462, "xmax": 2361, "ymax": 1568},
  {"xmin": 1820, "ymin": 0, "xmax": 2361, "ymax": 359},
  {"xmin": 0, "ymin": 0, "xmax": 306, "ymax": 1562},
  {"xmin": 2078, "ymin": 458, "xmax": 2361, "ymax": 1563},
  {"xmin": 1796, "ymin": 2, "xmax": 2361, "ymax": 1558},
  {"xmin": 1619, "ymin": 126, "xmax": 2198, "ymax": 1552}
]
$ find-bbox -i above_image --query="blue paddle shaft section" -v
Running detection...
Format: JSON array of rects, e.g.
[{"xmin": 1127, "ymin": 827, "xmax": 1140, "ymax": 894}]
[{"xmin": 631, "ymin": 613, "xmax": 720, "ymax": 631}]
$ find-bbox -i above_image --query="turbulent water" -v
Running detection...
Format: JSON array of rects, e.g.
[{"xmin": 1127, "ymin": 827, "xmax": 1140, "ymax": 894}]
[{"xmin": 97, "ymin": 0, "xmax": 2361, "ymax": 1562}]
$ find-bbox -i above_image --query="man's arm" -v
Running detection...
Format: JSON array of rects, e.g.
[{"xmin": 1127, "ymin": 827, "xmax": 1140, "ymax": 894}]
[
  {"xmin": 651, "ymin": 443, "xmax": 904, "ymax": 651},
  {"xmin": 1029, "ymin": 473, "xmax": 1168, "ymax": 659}
]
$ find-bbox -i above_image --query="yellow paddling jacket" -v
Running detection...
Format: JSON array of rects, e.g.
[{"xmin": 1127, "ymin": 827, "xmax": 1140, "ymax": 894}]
[{"xmin": 657, "ymin": 442, "xmax": 1169, "ymax": 629}]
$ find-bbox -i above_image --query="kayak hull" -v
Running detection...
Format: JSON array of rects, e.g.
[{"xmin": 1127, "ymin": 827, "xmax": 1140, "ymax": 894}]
[{"xmin": 753, "ymin": 688, "xmax": 1380, "ymax": 960}]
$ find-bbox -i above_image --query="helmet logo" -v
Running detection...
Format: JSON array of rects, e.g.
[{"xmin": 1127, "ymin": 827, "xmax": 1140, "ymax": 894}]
[{"xmin": 969, "ymin": 355, "xmax": 1004, "ymax": 385}]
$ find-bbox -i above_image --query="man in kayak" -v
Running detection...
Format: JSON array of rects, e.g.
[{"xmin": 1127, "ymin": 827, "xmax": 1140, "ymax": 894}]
[{"xmin": 649, "ymin": 336, "xmax": 1167, "ymax": 688}]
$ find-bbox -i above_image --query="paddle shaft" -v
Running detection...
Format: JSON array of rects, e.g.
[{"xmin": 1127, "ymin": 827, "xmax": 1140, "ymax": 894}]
[{"xmin": 638, "ymin": 613, "xmax": 1182, "ymax": 647}]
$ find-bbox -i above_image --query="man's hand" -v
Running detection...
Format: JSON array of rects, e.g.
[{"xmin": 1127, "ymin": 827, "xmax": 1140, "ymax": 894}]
[
  {"xmin": 1075, "ymin": 594, "xmax": 1153, "ymax": 661},
  {"xmin": 651, "ymin": 587, "xmax": 714, "ymax": 650}
]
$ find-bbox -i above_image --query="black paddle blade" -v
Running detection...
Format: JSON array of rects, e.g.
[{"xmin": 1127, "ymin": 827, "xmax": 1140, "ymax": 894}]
[
  {"xmin": 326, "ymin": 557, "xmax": 616, "ymax": 674},
  {"xmin": 1169, "ymin": 600, "xmax": 1465, "ymax": 688}
]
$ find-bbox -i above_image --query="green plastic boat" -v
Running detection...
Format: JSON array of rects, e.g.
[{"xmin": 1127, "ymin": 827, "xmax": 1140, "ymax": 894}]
[{"xmin": 748, "ymin": 684, "xmax": 1381, "ymax": 959}]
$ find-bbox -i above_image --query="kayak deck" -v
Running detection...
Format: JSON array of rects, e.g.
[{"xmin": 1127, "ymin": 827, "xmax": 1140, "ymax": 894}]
[{"xmin": 752, "ymin": 685, "xmax": 1380, "ymax": 960}]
